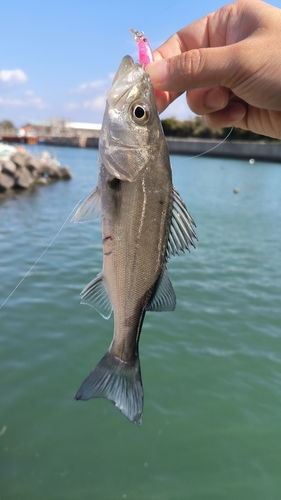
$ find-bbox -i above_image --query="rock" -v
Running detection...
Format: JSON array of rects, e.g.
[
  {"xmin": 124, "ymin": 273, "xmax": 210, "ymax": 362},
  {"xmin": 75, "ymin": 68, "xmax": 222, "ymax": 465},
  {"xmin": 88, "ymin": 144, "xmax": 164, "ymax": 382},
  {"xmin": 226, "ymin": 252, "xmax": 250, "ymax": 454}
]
[
  {"xmin": 0, "ymin": 149, "xmax": 72, "ymax": 193},
  {"xmin": 0, "ymin": 172, "xmax": 15, "ymax": 191},
  {"xmin": 10, "ymin": 152, "xmax": 26, "ymax": 170},
  {"xmin": 38, "ymin": 163, "xmax": 62, "ymax": 179},
  {"xmin": 25, "ymin": 155, "xmax": 42, "ymax": 173},
  {"xmin": 60, "ymin": 166, "xmax": 72, "ymax": 180},
  {"xmin": 36, "ymin": 176, "xmax": 49, "ymax": 185},
  {"xmin": 2, "ymin": 160, "xmax": 17, "ymax": 176},
  {"xmin": 14, "ymin": 167, "xmax": 35, "ymax": 189}
]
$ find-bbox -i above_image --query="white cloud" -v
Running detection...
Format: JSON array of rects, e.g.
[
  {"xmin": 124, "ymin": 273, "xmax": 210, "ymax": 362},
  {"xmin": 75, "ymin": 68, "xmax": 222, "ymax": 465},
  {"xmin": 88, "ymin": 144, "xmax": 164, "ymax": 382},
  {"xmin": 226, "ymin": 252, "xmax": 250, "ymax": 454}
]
[
  {"xmin": 66, "ymin": 73, "xmax": 115, "ymax": 117},
  {"xmin": 71, "ymin": 79, "xmax": 107, "ymax": 94},
  {"xmin": 65, "ymin": 102, "xmax": 81, "ymax": 111},
  {"xmin": 0, "ymin": 69, "xmax": 27, "ymax": 86},
  {"xmin": 28, "ymin": 95, "xmax": 47, "ymax": 109},
  {"xmin": 0, "ymin": 91, "xmax": 48, "ymax": 109},
  {"xmin": 24, "ymin": 90, "xmax": 46, "ymax": 108},
  {"xmin": 0, "ymin": 97, "xmax": 24, "ymax": 107},
  {"xmin": 82, "ymin": 95, "xmax": 106, "ymax": 111}
]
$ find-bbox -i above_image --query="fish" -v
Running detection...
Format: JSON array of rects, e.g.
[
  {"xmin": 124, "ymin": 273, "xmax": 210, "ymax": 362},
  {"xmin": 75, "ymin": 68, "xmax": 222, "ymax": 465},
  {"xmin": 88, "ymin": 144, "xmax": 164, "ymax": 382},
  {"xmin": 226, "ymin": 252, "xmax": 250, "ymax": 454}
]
[{"xmin": 72, "ymin": 55, "xmax": 197, "ymax": 425}]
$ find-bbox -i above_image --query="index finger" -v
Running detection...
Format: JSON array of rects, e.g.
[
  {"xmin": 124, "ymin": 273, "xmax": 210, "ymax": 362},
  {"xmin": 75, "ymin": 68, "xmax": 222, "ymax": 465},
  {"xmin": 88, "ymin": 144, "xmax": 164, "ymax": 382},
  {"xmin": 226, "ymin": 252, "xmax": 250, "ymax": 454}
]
[{"xmin": 148, "ymin": 8, "xmax": 225, "ymax": 112}]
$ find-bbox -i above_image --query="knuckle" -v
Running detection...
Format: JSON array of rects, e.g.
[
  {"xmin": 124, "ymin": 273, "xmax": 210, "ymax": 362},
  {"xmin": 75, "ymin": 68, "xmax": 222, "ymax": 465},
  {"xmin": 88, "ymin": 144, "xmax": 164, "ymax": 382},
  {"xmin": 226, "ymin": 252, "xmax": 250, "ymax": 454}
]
[{"xmin": 181, "ymin": 49, "xmax": 205, "ymax": 89}]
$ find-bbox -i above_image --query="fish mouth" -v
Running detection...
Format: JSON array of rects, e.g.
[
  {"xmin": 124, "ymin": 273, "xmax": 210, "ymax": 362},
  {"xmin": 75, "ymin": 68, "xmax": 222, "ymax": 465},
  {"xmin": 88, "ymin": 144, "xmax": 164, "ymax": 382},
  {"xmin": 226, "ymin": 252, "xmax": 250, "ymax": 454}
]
[
  {"xmin": 112, "ymin": 55, "xmax": 135, "ymax": 85},
  {"xmin": 109, "ymin": 56, "xmax": 149, "ymax": 108}
]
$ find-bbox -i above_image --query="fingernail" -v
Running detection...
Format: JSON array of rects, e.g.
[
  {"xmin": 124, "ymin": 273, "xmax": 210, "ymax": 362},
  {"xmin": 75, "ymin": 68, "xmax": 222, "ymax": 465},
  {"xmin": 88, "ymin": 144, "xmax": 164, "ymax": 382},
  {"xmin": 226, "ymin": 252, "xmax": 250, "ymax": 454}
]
[
  {"xmin": 146, "ymin": 60, "xmax": 168, "ymax": 85},
  {"xmin": 204, "ymin": 88, "xmax": 225, "ymax": 110}
]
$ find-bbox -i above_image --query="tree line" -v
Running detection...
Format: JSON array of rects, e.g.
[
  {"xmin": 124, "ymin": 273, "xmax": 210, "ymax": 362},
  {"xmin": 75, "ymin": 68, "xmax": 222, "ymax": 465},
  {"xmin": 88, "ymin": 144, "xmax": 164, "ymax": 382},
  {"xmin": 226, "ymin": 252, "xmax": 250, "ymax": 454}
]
[
  {"xmin": 0, "ymin": 120, "xmax": 15, "ymax": 131},
  {"xmin": 161, "ymin": 116, "xmax": 279, "ymax": 142}
]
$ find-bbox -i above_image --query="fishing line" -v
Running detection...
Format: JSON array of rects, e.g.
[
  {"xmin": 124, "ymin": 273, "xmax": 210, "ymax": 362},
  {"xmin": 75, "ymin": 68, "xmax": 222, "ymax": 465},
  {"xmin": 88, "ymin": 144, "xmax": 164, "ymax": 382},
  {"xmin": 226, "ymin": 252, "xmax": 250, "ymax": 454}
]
[
  {"xmin": 0, "ymin": 199, "xmax": 81, "ymax": 310},
  {"xmin": 184, "ymin": 126, "xmax": 233, "ymax": 160},
  {"xmin": 1, "ymin": 123, "xmax": 232, "ymax": 310},
  {"xmin": 150, "ymin": 0, "xmax": 183, "ymax": 20}
]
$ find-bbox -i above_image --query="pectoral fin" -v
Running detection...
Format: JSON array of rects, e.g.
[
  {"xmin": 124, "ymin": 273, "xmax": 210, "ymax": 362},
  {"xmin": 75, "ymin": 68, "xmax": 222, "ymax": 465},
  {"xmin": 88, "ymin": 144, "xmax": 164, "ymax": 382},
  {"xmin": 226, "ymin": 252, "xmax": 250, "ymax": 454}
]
[
  {"xmin": 80, "ymin": 273, "xmax": 112, "ymax": 319},
  {"xmin": 72, "ymin": 186, "xmax": 101, "ymax": 223}
]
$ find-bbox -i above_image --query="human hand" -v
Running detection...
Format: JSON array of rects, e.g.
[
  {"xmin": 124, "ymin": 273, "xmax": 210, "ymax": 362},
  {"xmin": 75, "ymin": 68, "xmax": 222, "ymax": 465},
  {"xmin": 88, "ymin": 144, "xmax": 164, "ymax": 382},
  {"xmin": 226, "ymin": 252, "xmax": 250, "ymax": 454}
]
[{"xmin": 146, "ymin": 0, "xmax": 281, "ymax": 139}]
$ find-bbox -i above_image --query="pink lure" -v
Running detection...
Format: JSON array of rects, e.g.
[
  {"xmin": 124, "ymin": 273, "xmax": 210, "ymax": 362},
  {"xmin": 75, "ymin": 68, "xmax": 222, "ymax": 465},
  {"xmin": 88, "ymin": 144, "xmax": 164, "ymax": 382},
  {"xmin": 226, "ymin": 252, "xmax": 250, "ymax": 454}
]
[{"xmin": 130, "ymin": 27, "xmax": 154, "ymax": 67}]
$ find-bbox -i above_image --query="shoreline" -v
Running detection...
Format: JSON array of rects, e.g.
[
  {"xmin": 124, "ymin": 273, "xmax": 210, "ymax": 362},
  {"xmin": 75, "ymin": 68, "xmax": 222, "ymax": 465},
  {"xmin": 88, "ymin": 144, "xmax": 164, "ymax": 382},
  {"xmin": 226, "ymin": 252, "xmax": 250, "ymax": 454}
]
[{"xmin": 4, "ymin": 136, "xmax": 281, "ymax": 163}]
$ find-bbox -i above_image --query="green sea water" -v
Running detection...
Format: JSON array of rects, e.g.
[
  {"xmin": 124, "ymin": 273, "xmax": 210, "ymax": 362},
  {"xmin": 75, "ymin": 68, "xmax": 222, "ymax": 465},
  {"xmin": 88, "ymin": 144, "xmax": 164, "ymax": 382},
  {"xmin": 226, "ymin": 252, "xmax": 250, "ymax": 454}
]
[{"xmin": 1, "ymin": 145, "xmax": 281, "ymax": 500}]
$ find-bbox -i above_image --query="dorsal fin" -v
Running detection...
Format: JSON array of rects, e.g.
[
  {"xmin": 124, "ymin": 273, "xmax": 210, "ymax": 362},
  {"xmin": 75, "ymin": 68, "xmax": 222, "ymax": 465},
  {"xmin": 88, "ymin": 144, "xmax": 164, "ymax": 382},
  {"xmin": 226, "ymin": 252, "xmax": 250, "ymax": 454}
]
[{"xmin": 166, "ymin": 187, "xmax": 197, "ymax": 260}]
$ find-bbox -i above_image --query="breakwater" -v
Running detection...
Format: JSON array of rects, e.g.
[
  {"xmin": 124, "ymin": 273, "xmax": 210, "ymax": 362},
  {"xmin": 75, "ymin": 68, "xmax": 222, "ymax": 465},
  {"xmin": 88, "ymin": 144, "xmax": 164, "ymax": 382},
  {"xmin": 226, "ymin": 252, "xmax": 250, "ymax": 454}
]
[
  {"xmin": 0, "ymin": 149, "xmax": 72, "ymax": 194},
  {"xmin": 44, "ymin": 136, "xmax": 281, "ymax": 162}
]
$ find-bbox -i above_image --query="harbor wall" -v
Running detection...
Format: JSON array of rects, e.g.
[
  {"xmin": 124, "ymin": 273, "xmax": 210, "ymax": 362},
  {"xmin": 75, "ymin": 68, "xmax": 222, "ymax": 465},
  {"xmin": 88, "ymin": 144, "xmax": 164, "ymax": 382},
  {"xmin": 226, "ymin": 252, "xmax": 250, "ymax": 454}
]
[
  {"xmin": 165, "ymin": 138, "xmax": 281, "ymax": 162},
  {"xmin": 9, "ymin": 135, "xmax": 281, "ymax": 163}
]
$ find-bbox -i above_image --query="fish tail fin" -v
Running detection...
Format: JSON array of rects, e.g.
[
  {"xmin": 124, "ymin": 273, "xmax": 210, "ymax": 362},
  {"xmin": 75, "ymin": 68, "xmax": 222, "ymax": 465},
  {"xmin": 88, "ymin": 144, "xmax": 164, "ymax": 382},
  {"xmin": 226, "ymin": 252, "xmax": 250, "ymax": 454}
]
[{"xmin": 75, "ymin": 349, "xmax": 143, "ymax": 425}]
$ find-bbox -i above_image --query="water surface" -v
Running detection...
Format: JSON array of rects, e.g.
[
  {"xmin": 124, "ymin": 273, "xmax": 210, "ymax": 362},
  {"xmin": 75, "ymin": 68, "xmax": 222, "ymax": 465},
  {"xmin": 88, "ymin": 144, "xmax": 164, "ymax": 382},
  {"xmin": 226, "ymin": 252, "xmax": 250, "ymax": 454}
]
[{"xmin": 1, "ymin": 145, "xmax": 281, "ymax": 500}]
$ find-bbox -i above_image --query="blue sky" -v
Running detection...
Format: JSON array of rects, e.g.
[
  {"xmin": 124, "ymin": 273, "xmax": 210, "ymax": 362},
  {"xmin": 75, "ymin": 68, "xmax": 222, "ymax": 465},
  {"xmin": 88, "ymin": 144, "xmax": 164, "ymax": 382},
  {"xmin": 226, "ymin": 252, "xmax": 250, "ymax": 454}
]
[{"xmin": 1, "ymin": 0, "xmax": 280, "ymax": 127}]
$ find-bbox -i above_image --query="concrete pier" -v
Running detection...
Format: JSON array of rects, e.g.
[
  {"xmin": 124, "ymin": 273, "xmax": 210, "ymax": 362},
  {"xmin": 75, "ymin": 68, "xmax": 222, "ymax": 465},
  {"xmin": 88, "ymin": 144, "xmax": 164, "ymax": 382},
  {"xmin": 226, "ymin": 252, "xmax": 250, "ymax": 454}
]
[
  {"xmin": 32, "ymin": 135, "xmax": 281, "ymax": 163},
  {"xmin": 165, "ymin": 138, "xmax": 281, "ymax": 162}
]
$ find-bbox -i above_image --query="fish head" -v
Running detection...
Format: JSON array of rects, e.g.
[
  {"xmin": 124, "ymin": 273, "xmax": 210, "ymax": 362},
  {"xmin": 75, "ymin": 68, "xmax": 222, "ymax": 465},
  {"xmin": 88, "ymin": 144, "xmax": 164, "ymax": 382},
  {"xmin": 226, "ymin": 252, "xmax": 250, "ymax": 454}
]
[{"xmin": 100, "ymin": 55, "xmax": 164, "ymax": 182}]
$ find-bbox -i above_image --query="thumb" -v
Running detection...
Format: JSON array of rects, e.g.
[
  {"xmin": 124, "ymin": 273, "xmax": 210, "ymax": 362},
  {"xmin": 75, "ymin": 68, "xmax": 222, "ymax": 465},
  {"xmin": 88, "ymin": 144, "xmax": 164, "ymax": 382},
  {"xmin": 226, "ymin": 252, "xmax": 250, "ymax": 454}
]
[{"xmin": 146, "ymin": 45, "xmax": 240, "ymax": 92}]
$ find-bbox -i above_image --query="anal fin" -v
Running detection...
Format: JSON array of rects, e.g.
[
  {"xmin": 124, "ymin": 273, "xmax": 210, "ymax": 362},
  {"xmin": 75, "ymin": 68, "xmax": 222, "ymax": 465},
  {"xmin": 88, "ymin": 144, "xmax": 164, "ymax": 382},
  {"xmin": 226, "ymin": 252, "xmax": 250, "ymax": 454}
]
[
  {"xmin": 80, "ymin": 273, "xmax": 112, "ymax": 319},
  {"xmin": 146, "ymin": 268, "xmax": 176, "ymax": 312}
]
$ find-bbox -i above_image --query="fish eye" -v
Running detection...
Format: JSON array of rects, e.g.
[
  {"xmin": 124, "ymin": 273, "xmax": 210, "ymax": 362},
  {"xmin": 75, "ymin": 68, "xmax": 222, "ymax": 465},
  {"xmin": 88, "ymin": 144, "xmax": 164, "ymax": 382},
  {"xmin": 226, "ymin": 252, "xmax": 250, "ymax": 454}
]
[{"xmin": 131, "ymin": 103, "xmax": 150, "ymax": 124}]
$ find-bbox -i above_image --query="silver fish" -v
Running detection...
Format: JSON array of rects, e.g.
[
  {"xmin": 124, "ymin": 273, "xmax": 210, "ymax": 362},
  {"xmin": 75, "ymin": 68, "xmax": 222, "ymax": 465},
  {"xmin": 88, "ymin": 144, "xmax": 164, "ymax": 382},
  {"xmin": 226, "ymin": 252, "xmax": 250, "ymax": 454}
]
[{"xmin": 73, "ymin": 55, "xmax": 197, "ymax": 425}]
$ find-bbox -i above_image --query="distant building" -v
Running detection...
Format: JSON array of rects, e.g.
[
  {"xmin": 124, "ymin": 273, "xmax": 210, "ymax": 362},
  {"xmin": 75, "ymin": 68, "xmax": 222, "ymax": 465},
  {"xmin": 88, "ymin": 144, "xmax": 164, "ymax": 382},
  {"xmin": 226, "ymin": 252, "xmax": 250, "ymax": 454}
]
[
  {"xmin": 30, "ymin": 119, "xmax": 101, "ymax": 139},
  {"xmin": 18, "ymin": 125, "xmax": 38, "ymax": 144},
  {"xmin": 65, "ymin": 122, "xmax": 102, "ymax": 136},
  {"xmin": 0, "ymin": 124, "xmax": 38, "ymax": 145}
]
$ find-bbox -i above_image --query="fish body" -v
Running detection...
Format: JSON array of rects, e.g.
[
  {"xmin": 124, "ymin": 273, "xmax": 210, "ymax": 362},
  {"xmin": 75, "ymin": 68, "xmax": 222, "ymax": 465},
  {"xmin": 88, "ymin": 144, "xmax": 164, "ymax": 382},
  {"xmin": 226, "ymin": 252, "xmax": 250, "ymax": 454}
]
[{"xmin": 73, "ymin": 56, "xmax": 197, "ymax": 425}]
